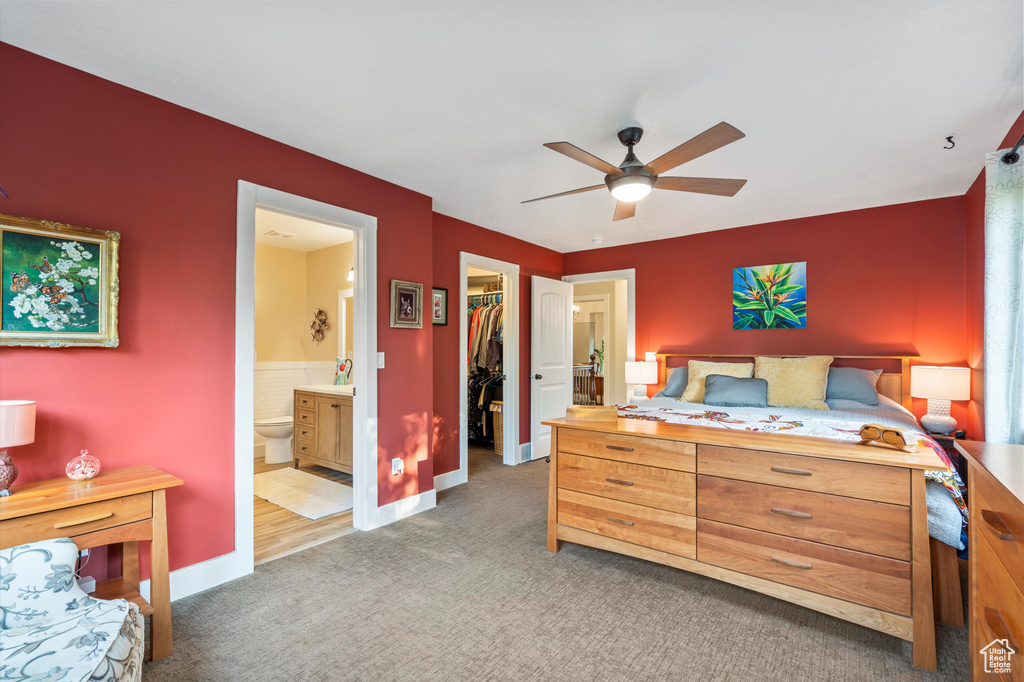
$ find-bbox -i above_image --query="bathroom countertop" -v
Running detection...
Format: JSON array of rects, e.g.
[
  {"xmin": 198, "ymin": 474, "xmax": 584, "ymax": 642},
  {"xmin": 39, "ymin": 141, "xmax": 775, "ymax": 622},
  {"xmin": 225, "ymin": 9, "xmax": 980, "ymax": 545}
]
[{"xmin": 294, "ymin": 384, "xmax": 354, "ymax": 396}]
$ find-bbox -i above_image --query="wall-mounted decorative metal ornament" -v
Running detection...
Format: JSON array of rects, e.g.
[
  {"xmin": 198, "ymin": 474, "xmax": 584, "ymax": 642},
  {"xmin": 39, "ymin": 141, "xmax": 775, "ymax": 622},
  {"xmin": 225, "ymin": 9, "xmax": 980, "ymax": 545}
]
[{"xmin": 310, "ymin": 308, "xmax": 328, "ymax": 343}]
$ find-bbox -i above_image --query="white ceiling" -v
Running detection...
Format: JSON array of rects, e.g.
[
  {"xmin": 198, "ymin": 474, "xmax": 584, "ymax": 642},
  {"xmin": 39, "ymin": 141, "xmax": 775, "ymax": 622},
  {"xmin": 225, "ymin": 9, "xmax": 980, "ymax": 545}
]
[
  {"xmin": 2, "ymin": 2, "xmax": 1021, "ymax": 253},
  {"xmin": 255, "ymin": 208, "xmax": 353, "ymax": 252}
]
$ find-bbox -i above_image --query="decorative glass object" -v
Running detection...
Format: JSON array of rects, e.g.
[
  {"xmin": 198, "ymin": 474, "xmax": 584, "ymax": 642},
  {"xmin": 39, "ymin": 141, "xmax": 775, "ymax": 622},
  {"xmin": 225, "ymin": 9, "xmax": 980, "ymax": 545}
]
[{"xmin": 66, "ymin": 450, "xmax": 100, "ymax": 481}]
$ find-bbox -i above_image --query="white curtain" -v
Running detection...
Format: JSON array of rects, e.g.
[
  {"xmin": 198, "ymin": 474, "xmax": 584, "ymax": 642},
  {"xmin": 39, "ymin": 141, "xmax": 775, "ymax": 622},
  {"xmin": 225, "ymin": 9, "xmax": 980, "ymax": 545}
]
[{"xmin": 984, "ymin": 149, "xmax": 1024, "ymax": 444}]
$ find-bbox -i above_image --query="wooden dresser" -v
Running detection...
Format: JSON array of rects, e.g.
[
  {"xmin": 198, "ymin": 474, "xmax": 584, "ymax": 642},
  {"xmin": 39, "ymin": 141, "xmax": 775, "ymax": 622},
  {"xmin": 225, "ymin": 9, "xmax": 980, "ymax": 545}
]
[
  {"xmin": 0, "ymin": 466, "xmax": 183, "ymax": 660},
  {"xmin": 957, "ymin": 440, "xmax": 1024, "ymax": 681},
  {"xmin": 546, "ymin": 417, "xmax": 947, "ymax": 671},
  {"xmin": 293, "ymin": 389, "xmax": 353, "ymax": 474}
]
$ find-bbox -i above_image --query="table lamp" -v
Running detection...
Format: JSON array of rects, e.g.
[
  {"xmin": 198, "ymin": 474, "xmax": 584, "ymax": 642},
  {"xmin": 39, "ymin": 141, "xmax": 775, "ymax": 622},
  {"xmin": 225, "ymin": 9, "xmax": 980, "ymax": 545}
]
[
  {"xmin": 625, "ymin": 361, "xmax": 658, "ymax": 399},
  {"xmin": 909, "ymin": 366, "xmax": 970, "ymax": 435},
  {"xmin": 0, "ymin": 400, "xmax": 36, "ymax": 496}
]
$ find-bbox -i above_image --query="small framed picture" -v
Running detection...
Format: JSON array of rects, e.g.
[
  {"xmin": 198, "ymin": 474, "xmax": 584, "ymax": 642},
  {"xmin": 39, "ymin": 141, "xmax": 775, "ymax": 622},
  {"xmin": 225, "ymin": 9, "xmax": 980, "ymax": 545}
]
[
  {"xmin": 390, "ymin": 279, "xmax": 423, "ymax": 329},
  {"xmin": 431, "ymin": 287, "xmax": 448, "ymax": 326}
]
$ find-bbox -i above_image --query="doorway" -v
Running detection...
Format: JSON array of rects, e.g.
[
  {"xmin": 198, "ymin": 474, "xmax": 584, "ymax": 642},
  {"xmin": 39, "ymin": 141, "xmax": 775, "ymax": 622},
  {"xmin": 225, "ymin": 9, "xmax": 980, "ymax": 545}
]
[
  {"xmin": 234, "ymin": 181, "xmax": 379, "ymax": 581},
  {"xmin": 458, "ymin": 252, "xmax": 521, "ymax": 484}
]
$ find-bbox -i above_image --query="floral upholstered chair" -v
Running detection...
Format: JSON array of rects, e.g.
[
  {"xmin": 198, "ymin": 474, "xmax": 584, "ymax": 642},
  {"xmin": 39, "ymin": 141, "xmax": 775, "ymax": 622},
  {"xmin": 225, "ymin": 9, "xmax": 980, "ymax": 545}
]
[{"xmin": 0, "ymin": 538, "xmax": 143, "ymax": 682}]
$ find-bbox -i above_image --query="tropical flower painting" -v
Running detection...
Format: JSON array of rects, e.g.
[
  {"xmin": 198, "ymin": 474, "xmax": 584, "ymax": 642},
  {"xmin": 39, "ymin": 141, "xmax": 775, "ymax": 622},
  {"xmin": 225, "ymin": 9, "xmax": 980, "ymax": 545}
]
[
  {"xmin": 732, "ymin": 262, "xmax": 807, "ymax": 330},
  {"xmin": 1, "ymin": 214, "xmax": 119, "ymax": 347}
]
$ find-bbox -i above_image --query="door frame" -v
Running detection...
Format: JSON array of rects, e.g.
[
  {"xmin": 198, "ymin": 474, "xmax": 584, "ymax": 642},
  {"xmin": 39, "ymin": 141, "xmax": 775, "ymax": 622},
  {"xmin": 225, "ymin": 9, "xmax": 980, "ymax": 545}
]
[
  {"xmin": 338, "ymin": 289, "xmax": 354, "ymax": 361},
  {"xmin": 563, "ymin": 269, "xmax": 636, "ymax": 402},
  {"xmin": 235, "ymin": 181, "xmax": 380, "ymax": 580},
  {"xmin": 572, "ymin": 293, "xmax": 612, "ymax": 404},
  {"xmin": 458, "ymin": 252, "xmax": 521, "ymax": 479}
]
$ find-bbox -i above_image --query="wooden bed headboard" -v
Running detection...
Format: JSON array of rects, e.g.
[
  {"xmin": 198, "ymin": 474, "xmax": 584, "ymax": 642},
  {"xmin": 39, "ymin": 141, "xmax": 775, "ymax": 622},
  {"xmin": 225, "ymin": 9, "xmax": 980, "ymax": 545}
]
[{"xmin": 655, "ymin": 354, "xmax": 915, "ymax": 410}]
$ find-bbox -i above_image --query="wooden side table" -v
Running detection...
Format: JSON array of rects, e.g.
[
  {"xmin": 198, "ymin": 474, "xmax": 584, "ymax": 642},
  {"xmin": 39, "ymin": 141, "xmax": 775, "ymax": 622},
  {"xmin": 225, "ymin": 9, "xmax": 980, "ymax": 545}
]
[{"xmin": 0, "ymin": 466, "xmax": 183, "ymax": 660}]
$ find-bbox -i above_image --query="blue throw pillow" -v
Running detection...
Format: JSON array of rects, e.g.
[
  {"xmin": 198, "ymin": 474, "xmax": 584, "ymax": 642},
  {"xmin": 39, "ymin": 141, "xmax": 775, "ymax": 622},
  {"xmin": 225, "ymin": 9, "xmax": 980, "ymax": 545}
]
[
  {"xmin": 825, "ymin": 367, "xmax": 882, "ymax": 405},
  {"xmin": 653, "ymin": 366, "xmax": 689, "ymax": 399},
  {"xmin": 703, "ymin": 374, "xmax": 769, "ymax": 408}
]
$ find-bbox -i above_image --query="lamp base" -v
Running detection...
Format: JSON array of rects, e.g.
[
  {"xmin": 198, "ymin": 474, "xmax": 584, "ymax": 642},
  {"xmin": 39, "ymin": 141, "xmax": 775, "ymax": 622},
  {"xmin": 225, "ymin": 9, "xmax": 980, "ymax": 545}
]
[
  {"xmin": 632, "ymin": 383, "xmax": 648, "ymax": 399},
  {"xmin": 920, "ymin": 399, "xmax": 956, "ymax": 435},
  {"xmin": 0, "ymin": 448, "xmax": 16, "ymax": 496}
]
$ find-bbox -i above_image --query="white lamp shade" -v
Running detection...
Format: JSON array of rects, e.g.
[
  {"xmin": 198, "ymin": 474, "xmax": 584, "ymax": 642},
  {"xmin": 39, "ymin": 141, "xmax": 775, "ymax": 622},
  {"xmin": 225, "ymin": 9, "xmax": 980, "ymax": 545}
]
[
  {"xmin": 0, "ymin": 400, "xmax": 36, "ymax": 448},
  {"xmin": 625, "ymin": 361, "xmax": 658, "ymax": 385},
  {"xmin": 909, "ymin": 366, "xmax": 970, "ymax": 401}
]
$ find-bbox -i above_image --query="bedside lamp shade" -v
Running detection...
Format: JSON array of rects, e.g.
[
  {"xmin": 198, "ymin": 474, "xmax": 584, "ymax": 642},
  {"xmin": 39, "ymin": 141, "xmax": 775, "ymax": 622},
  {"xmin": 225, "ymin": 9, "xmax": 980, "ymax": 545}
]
[
  {"xmin": 625, "ymin": 361, "xmax": 658, "ymax": 399},
  {"xmin": 0, "ymin": 400, "xmax": 36, "ymax": 448},
  {"xmin": 909, "ymin": 366, "xmax": 969, "ymax": 435}
]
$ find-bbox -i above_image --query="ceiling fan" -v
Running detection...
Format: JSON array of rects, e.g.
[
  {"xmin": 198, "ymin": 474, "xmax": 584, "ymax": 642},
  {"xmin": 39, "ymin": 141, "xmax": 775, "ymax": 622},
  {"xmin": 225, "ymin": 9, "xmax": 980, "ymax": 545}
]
[{"xmin": 523, "ymin": 122, "xmax": 747, "ymax": 221}]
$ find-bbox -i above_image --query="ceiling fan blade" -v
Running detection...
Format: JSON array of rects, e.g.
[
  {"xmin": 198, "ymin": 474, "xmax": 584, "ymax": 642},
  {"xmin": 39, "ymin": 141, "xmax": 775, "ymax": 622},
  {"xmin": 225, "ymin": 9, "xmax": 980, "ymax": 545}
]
[
  {"xmin": 522, "ymin": 184, "xmax": 606, "ymax": 204},
  {"xmin": 544, "ymin": 142, "xmax": 623, "ymax": 175},
  {"xmin": 613, "ymin": 201, "xmax": 636, "ymax": 221},
  {"xmin": 654, "ymin": 177, "xmax": 747, "ymax": 197},
  {"xmin": 644, "ymin": 122, "xmax": 745, "ymax": 176}
]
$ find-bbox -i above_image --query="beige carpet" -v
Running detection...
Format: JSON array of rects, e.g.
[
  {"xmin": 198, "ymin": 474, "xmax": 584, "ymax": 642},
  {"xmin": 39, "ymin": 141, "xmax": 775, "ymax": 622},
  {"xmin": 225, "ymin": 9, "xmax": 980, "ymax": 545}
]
[
  {"xmin": 253, "ymin": 467, "xmax": 353, "ymax": 520},
  {"xmin": 145, "ymin": 448, "xmax": 968, "ymax": 681}
]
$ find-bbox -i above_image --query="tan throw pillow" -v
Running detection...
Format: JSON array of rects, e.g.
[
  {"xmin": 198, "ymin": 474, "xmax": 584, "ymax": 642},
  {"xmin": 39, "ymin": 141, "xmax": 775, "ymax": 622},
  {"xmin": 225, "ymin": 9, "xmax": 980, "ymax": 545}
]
[
  {"xmin": 680, "ymin": 360, "xmax": 754, "ymax": 403},
  {"xmin": 754, "ymin": 356, "xmax": 834, "ymax": 410}
]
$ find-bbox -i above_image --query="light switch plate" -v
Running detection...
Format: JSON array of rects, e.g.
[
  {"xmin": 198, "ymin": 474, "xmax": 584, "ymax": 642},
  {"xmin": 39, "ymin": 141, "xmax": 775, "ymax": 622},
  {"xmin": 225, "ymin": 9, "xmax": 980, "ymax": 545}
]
[
  {"xmin": 391, "ymin": 457, "xmax": 404, "ymax": 475},
  {"xmin": 377, "ymin": 352, "xmax": 385, "ymax": 369},
  {"xmin": 645, "ymin": 352, "xmax": 657, "ymax": 362}
]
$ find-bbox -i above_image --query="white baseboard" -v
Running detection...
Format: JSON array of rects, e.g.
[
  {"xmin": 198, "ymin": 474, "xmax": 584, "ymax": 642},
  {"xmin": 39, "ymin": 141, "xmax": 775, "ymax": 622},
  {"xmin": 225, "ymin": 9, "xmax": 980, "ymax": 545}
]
[
  {"xmin": 520, "ymin": 442, "xmax": 532, "ymax": 462},
  {"xmin": 433, "ymin": 468, "xmax": 466, "ymax": 492},
  {"xmin": 374, "ymin": 488, "xmax": 437, "ymax": 527},
  {"xmin": 140, "ymin": 551, "xmax": 248, "ymax": 604}
]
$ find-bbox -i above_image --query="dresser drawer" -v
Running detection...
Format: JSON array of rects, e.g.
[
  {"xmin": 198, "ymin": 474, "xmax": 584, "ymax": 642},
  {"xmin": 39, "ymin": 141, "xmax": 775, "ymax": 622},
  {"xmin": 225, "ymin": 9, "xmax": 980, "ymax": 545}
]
[
  {"xmin": 294, "ymin": 441, "xmax": 315, "ymax": 458},
  {"xmin": 295, "ymin": 409, "xmax": 316, "ymax": 427},
  {"xmin": 558, "ymin": 452, "xmax": 695, "ymax": 514},
  {"xmin": 295, "ymin": 392, "xmax": 316, "ymax": 410},
  {"xmin": 975, "ymin": 530, "xmax": 1024, "ymax": 681},
  {"xmin": 973, "ymin": 473, "xmax": 1024, "ymax": 597},
  {"xmin": 558, "ymin": 489, "xmax": 696, "ymax": 559},
  {"xmin": 697, "ymin": 475, "xmax": 911, "ymax": 560},
  {"xmin": 0, "ymin": 493, "xmax": 152, "ymax": 548},
  {"xmin": 294, "ymin": 423, "xmax": 315, "ymax": 445},
  {"xmin": 559, "ymin": 429, "xmax": 695, "ymax": 472},
  {"xmin": 697, "ymin": 444, "xmax": 909, "ymax": 505},
  {"xmin": 697, "ymin": 519, "xmax": 911, "ymax": 616}
]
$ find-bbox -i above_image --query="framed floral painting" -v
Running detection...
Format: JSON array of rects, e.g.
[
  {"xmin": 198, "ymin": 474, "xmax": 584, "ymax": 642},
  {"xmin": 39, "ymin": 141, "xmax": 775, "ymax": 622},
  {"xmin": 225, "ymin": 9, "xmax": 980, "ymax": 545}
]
[
  {"xmin": 1, "ymin": 213, "xmax": 120, "ymax": 347},
  {"xmin": 732, "ymin": 261, "xmax": 806, "ymax": 330}
]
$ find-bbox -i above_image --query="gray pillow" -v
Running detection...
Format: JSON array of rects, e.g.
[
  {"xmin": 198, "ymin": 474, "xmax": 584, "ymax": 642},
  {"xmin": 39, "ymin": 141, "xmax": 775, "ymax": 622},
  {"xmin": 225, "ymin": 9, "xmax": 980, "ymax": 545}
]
[
  {"xmin": 826, "ymin": 367, "xmax": 882, "ymax": 405},
  {"xmin": 652, "ymin": 366, "xmax": 689, "ymax": 399},
  {"xmin": 703, "ymin": 374, "xmax": 768, "ymax": 408}
]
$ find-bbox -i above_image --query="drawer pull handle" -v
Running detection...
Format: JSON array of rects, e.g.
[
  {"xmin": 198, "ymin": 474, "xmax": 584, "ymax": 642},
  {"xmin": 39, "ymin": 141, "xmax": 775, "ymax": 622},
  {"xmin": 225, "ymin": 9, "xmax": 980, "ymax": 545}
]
[
  {"xmin": 981, "ymin": 509, "xmax": 1016, "ymax": 541},
  {"xmin": 771, "ymin": 507, "xmax": 813, "ymax": 519},
  {"xmin": 606, "ymin": 516, "xmax": 634, "ymax": 527},
  {"xmin": 984, "ymin": 607, "xmax": 1019, "ymax": 651},
  {"xmin": 605, "ymin": 478, "xmax": 634, "ymax": 486},
  {"xmin": 331, "ymin": 403, "xmax": 340, "ymax": 408},
  {"xmin": 605, "ymin": 445, "xmax": 634, "ymax": 452},
  {"xmin": 770, "ymin": 467, "xmax": 812, "ymax": 476},
  {"xmin": 53, "ymin": 512, "xmax": 113, "ymax": 529},
  {"xmin": 770, "ymin": 556, "xmax": 812, "ymax": 570}
]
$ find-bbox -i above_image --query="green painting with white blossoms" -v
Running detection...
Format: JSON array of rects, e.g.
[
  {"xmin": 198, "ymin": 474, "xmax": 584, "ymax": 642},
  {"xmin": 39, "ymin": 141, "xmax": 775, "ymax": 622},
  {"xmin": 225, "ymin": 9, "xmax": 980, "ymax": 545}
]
[{"xmin": 3, "ymin": 229, "xmax": 102, "ymax": 332}]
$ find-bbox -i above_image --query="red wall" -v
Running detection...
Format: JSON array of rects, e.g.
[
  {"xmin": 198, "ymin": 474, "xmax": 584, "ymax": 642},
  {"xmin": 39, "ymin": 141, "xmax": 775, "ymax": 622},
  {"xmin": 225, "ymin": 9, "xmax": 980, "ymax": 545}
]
[
  {"xmin": 0, "ymin": 44, "xmax": 435, "ymax": 575},
  {"xmin": 964, "ymin": 111, "xmax": 1024, "ymax": 440},
  {"xmin": 563, "ymin": 197, "xmax": 970, "ymax": 425},
  {"xmin": 431, "ymin": 213, "xmax": 562, "ymax": 475}
]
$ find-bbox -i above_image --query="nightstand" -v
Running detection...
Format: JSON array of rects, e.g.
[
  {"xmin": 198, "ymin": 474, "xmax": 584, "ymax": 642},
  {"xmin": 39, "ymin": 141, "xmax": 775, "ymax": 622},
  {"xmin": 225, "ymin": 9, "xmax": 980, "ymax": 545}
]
[
  {"xmin": 929, "ymin": 433, "xmax": 967, "ymax": 480},
  {"xmin": 628, "ymin": 395, "xmax": 650, "ymax": 405}
]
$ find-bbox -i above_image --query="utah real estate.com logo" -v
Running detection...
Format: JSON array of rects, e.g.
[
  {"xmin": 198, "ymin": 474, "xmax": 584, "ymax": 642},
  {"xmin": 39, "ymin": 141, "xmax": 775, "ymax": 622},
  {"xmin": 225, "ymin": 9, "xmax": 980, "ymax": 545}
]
[{"xmin": 980, "ymin": 638, "xmax": 1015, "ymax": 675}]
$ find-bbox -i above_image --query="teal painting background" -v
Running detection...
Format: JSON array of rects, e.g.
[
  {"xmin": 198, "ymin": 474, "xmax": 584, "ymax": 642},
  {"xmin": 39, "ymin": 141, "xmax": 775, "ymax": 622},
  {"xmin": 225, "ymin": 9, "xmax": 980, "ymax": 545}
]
[{"xmin": 2, "ymin": 229, "xmax": 101, "ymax": 332}]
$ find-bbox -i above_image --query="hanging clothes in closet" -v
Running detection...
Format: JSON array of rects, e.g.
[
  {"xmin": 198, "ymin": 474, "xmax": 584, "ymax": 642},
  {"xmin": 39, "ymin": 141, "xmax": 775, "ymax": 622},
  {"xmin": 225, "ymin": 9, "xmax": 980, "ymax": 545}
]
[{"xmin": 467, "ymin": 292, "xmax": 503, "ymax": 442}]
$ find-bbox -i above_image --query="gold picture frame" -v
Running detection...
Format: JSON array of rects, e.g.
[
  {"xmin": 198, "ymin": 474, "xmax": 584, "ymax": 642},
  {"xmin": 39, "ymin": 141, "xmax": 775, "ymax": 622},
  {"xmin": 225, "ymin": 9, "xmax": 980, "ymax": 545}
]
[
  {"xmin": 1, "ymin": 213, "xmax": 120, "ymax": 347},
  {"xmin": 390, "ymin": 279, "xmax": 422, "ymax": 329}
]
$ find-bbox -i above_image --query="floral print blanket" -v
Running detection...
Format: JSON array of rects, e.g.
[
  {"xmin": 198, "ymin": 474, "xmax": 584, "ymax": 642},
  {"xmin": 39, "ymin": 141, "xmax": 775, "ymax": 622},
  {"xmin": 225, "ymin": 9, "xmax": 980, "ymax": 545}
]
[{"xmin": 617, "ymin": 401, "xmax": 967, "ymax": 522}]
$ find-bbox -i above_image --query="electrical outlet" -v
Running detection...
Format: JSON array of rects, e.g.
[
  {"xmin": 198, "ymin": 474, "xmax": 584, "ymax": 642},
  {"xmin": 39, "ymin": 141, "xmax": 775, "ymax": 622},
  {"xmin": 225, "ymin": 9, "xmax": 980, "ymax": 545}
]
[
  {"xmin": 80, "ymin": 548, "xmax": 90, "ymax": 558},
  {"xmin": 645, "ymin": 352, "xmax": 657, "ymax": 362},
  {"xmin": 377, "ymin": 352, "xmax": 385, "ymax": 369},
  {"xmin": 391, "ymin": 458, "xmax": 404, "ymax": 475}
]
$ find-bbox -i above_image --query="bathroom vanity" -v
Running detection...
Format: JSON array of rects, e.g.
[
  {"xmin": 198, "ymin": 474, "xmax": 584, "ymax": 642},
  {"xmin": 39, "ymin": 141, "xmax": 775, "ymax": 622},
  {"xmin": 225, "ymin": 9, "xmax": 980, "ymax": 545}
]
[{"xmin": 292, "ymin": 386, "xmax": 353, "ymax": 474}]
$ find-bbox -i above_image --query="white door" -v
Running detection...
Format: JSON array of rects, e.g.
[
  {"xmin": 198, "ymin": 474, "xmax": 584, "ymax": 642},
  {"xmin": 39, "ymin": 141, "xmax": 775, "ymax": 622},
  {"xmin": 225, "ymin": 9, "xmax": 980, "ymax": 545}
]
[{"xmin": 531, "ymin": 275, "xmax": 573, "ymax": 461}]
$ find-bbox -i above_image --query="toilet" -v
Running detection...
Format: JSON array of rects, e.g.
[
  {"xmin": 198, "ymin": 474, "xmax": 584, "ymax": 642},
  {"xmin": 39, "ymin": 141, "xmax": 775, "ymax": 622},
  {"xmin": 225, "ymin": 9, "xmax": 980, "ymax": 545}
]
[{"xmin": 254, "ymin": 416, "xmax": 294, "ymax": 464}]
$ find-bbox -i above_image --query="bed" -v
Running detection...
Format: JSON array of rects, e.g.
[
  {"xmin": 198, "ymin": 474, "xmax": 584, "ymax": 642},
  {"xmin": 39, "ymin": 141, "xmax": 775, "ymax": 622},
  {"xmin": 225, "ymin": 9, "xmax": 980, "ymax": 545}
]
[{"xmin": 544, "ymin": 354, "xmax": 966, "ymax": 672}]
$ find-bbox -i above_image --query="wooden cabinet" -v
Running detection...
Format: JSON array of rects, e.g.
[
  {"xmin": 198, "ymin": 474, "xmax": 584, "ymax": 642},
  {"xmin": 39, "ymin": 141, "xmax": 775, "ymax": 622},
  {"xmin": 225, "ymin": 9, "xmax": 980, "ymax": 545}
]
[
  {"xmin": 293, "ymin": 390, "xmax": 353, "ymax": 474},
  {"xmin": 546, "ymin": 418, "xmax": 947, "ymax": 672},
  {"xmin": 957, "ymin": 440, "xmax": 1024, "ymax": 681}
]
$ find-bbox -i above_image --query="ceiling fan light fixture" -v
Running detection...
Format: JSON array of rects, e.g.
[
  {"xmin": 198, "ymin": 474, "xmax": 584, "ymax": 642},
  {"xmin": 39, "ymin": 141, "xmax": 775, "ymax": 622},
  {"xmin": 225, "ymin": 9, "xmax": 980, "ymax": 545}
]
[{"xmin": 608, "ymin": 175, "xmax": 654, "ymax": 203}]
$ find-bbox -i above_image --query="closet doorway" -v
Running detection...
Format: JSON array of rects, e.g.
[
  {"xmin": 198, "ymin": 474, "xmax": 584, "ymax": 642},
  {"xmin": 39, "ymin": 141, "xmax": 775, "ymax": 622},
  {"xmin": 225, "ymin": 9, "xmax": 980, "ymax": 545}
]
[{"xmin": 459, "ymin": 253, "xmax": 521, "ymax": 482}]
